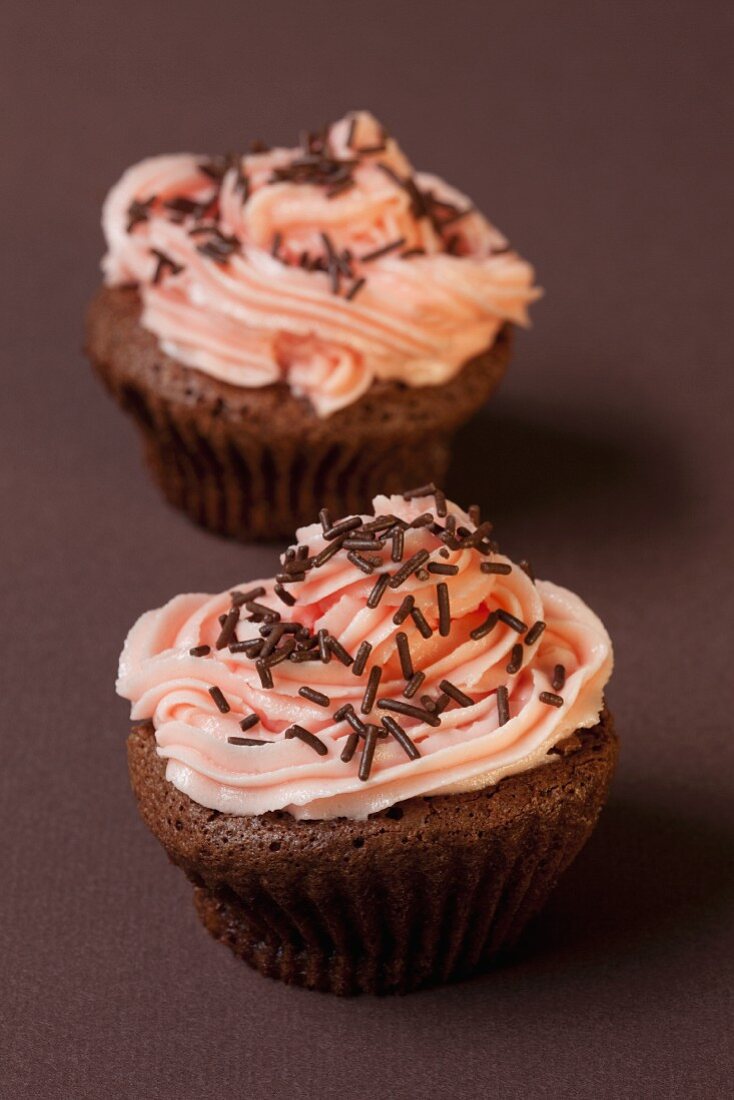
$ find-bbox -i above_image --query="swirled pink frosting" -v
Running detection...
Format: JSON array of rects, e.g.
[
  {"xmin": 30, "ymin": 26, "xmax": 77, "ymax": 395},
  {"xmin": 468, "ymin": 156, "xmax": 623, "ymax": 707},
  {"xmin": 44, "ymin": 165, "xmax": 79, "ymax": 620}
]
[
  {"xmin": 117, "ymin": 495, "xmax": 612, "ymax": 820},
  {"xmin": 101, "ymin": 112, "xmax": 540, "ymax": 416}
]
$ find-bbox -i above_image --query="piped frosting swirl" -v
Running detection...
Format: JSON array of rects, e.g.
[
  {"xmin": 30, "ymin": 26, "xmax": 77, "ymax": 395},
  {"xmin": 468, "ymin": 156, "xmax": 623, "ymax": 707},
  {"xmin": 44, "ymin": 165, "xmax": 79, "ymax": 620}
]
[
  {"xmin": 117, "ymin": 492, "xmax": 612, "ymax": 820},
  {"xmin": 101, "ymin": 111, "xmax": 540, "ymax": 415}
]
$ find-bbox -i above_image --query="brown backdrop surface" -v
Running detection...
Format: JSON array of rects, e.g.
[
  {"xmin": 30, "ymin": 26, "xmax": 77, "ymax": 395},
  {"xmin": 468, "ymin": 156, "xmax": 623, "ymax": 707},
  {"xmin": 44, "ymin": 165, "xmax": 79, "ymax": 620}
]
[{"xmin": 1, "ymin": 2, "xmax": 732, "ymax": 1097}]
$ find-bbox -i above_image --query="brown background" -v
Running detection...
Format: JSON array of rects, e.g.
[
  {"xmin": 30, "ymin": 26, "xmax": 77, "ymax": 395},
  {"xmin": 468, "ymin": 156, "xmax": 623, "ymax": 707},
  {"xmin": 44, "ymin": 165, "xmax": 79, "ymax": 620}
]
[{"xmin": 1, "ymin": 2, "xmax": 732, "ymax": 1097}]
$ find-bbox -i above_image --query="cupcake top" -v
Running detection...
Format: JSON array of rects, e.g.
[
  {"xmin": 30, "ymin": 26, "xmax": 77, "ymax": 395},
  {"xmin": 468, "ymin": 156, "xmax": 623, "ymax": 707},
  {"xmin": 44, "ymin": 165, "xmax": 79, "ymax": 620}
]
[
  {"xmin": 101, "ymin": 111, "xmax": 540, "ymax": 416},
  {"xmin": 117, "ymin": 491, "xmax": 612, "ymax": 820}
]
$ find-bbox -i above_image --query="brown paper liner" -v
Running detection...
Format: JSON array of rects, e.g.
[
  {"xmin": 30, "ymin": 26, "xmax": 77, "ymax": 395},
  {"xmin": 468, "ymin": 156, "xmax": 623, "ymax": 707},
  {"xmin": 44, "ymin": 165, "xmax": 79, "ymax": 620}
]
[
  {"xmin": 86, "ymin": 287, "xmax": 511, "ymax": 540},
  {"xmin": 127, "ymin": 712, "xmax": 617, "ymax": 996}
]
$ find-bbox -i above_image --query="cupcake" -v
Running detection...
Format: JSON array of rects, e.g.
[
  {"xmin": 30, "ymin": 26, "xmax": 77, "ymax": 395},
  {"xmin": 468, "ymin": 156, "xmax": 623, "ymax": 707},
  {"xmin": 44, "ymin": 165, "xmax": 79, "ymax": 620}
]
[
  {"xmin": 87, "ymin": 112, "xmax": 540, "ymax": 540},
  {"xmin": 118, "ymin": 489, "xmax": 615, "ymax": 995}
]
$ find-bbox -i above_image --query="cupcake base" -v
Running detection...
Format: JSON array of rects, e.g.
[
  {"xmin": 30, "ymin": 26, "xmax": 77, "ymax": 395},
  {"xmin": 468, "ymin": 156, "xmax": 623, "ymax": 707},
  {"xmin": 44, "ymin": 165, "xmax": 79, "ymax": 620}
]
[
  {"xmin": 86, "ymin": 287, "xmax": 511, "ymax": 540},
  {"xmin": 127, "ymin": 709, "xmax": 617, "ymax": 995}
]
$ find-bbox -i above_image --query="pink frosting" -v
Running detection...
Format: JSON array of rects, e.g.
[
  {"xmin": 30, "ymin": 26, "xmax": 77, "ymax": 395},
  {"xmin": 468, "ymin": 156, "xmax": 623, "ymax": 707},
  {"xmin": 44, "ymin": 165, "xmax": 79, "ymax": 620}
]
[
  {"xmin": 117, "ymin": 495, "xmax": 613, "ymax": 820},
  {"xmin": 101, "ymin": 111, "xmax": 540, "ymax": 416}
]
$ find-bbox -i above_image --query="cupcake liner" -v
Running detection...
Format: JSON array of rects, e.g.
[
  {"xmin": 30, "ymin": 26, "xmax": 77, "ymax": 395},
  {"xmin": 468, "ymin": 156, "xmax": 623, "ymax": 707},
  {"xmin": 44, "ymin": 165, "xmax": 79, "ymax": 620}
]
[
  {"xmin": 190, "ymin": 792, "xmax": 599, "ymax": 994},
  {"xmin": 87, "ymin": 287, "xmax": 511, "ymax": 541},
  {"xmin": 118, "ymin": 386, "xmax": 455, "ymax": 540},
  {"xmin": 127, "ymin": 713, "xmax": 617, "ymax": 996}
]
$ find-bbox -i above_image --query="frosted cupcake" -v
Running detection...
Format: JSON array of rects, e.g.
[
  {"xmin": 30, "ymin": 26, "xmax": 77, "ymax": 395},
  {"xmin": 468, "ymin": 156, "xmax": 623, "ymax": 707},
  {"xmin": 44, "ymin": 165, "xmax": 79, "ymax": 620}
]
[
  {"xmin": 87, "ymin": 112, "xmax": 540, "ymax": 539},
  {"xmin": 119, "ymin": 489, "xmax": 615, "ymax": 994}
]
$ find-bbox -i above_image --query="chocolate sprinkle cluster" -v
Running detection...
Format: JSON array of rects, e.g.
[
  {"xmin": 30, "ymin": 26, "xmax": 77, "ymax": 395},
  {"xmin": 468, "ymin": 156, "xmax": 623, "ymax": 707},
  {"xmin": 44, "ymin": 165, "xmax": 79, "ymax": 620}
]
[
  {"xmin": 125, "ymin": 114, "xmax": 498, "ymax": 302},
  {"xmin": 187, "ymin": 487, "xmax": 563, "ymax": 783}
]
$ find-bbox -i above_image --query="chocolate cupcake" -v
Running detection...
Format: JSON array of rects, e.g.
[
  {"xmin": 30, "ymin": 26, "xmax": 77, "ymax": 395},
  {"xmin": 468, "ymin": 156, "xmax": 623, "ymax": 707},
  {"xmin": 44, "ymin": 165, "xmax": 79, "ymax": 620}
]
[
  {"xmin": 88, "ymin": 112, "xmax": 540, "ymax": 539},
  {"xmin": 117, "ymin": 490, "xmax": 615, "ymax": 994}
]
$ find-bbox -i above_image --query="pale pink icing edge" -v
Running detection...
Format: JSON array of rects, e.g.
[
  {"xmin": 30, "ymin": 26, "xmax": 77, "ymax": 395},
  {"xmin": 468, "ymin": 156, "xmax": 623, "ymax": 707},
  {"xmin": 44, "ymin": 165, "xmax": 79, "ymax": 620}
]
[
  {"xmin": 101, "ymin": 111, "xmax": 541, "ymax": 416},
  {"xmin": 117, "ymin": 495, "xmax": 612, "ymax": 820}
]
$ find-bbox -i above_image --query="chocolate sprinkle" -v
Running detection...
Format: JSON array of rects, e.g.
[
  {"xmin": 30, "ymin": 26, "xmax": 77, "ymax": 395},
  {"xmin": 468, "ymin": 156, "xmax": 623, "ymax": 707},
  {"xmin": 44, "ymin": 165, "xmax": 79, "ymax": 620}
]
[
  {"xmin": 273, "ymin": 583, "xmax": 296, "ymax": 606},
  {"xmin": 361, "ymin": 514, "xmax": 399, "ymax": 535},
  {"xmin": 239, "ymin": 714, "xmax": 260, "ymax": 731},
  {"xmin": 326, "ymin": 636, "xmax": 353, "ymax": 667},
  {"xmin": 427, "ymin": 562, "xmax": 459, "ymax": 575},
  {"xmin": 333, "ymin": 702, "xmax": 355, "ymax": 722},
  {"xmin": 259, "ymin": 623, "xmax": 285, "ymax": 659},
  {"xmin": 215, "ymin": 608, "xmax": 240, "ymax": 650},
  {"xmin": 126, "ymin": 196, "xmax": 155, "ymax": 232},
  {"xmin": 376, "ymin": 698, "xmax": 441, "ymax": 727},
  {"xmin": 229, "ymin": 639, "xmax": 262, "ymax": 657},
  {"xmin": 244, "ymin": 599, "xmax": 280, "ymax": 622},
  {"xmin": 402, "ymin": 483, "xmax": 436, "ymax": 500},
  {"xmin": 437, "ymin": 582, "xmax": 451, "ymax": 637},
  {"xmin": 230, "ymin": 586, "xmax": 266, "ymax": 606},
  {"xmin": 285, "ymin": 724, "xmax": 328, "ymax": 755},
  {"xmin": 389, "ymin": 548, "xmax": 430, "ymax": 588},
  {"xmin": 393, "ymin": 595, "xmax": 414, "ymax": 625},
  {"xmin": 327, "ymin": 177, "xmax": 356, "ymax": 199},
  {"xmin": 439, "ymin": 679, "xmax": 475, "ymax": 708},
  {"xmin": 360, "ymin": 237, "xmax": 406, "ymax": 262},
  {"xmin": 381, "ymin": 715, "xmax": 421, "ymax": 760},
  {"xmin": 312, "ymin": 539, "xmax": 345, "ymax": 567},
  {"xmin": 525, "ymin": 620, "xmax": 546, "ymax": 646},
  {"xmin": 317, "ymin": 629, "xmax": 330, "ymax": 663},
  {"xmin": 189, "ymin": 645, "xmax": 211, "ymax": 657},
  {"xmin": 347, "ymin": 550, "xmax": 376, "ymax": 575},
  {"xmin": 324, "ymin": 515, "xmax": 362, "ymax": 541},
  {"xmin": 410, "ymin": 606, "xmax": 433, "ymax": 639},
  {"xmin": 344, "ymin": 709, "xmax": 368, "ymax": 735},
  {"xmin": 232, "ymin": 638, "xmax": 264, "ymax": 651},
  {"xmin": 497, "ymin": 685, "xmax": 510, "ymax": 726},
  {"xmin": 208, "ymin": 686, "xmax": 230, "ymax": 714},
  {"xmin": 150, "ymin": 248, "xmax": 183, "ymax": 285},
  {"xmin": 470, "ymin": 610, "xmax": 499, "ymax": 640},
  {"xmin": 361, "ymin": 665, "xmax": 382, "ymax": 714},
  {"xmin": 195, "ymin": 233, "xmax": 240, "ymax": 264},
  {"xmin": 391, "ymin": 528, "xmax": 405, "ymax": 562},
  {"xmin": 480, "ymin": 561, "xmax": 512, "ymax": 575},
  {"xmin": 352, "ymin": 640, "xmax": 372, "ymax": 676},
  {"xmin": 340, "ymin": 731, "xmax": 359, "ymax": 763},
  {"xmin": 506, "ymin": 643, "xmax": 523, "ymax": 674},
  {"xmin": 497, "ymin": 609, "xmax": 528, "ymax": 634},
  {"xmin": 345, "ymin": 277, "xmax": 366, "ymax": 301},
  {"xmin": 343, "ymin": 537, "xmax": 385, "ymax": 551},
  {"xmin": 396, "ymin": 631, "xmax": 414, "ymax": 679},
  {"xmin": 367, "ymin": 572, "xmax": 390, "ymax": 609},
  {"xmin": 539, "ymin": 691, "xmax": 564, "ymax": 708},
  {"xmin": 403, "ymin": 671, "xmax": 425, "ymax": 698},
  {"xmin": 298, "ymin": 686, "xmax": 331, "ymax": 708},
  {"xmin": 358, "ymin": 725, "xmax": 378, "ymax": 781},
  {"xmin": 552, "ymin": 664, "xmax": 566, "ymax": 691},
  {"xmin": 409, "ymin": 512, "xmax": 434, "ymax": 529},
  {"xmin": 256, "ymin": 660, "xmax": 274, "ymax": 689},
  {"xmin": 434, "ymin": 692, "xmax": 451, "ymax": 714},
  {"xmin": 228, "ymin": 736, "xmax": 266, "ymax": 746}
]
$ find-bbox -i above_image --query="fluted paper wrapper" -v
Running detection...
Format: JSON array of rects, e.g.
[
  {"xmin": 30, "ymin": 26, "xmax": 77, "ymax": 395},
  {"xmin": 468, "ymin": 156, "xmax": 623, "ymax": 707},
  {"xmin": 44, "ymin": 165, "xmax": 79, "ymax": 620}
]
[
  {"xmin": 127, "ymin": 715, "xmax": 617, "ymax": 996},
  {"xmin": 86, "ymin": 287, "xmax": 511, "ymax": 541}
]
